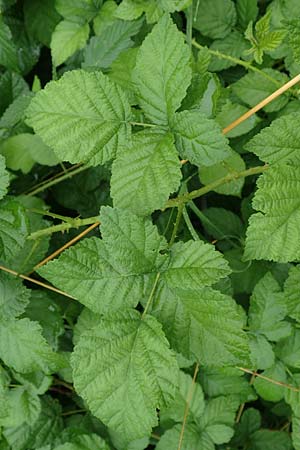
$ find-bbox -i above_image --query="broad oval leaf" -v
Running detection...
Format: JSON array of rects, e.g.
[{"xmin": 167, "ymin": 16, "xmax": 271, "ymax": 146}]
[
  {"xmin": 133, "ymin": 14, "xmax": 191, "ymax": 125},
  {"xmin": 71, "ymin": 310, "xmax": 179, "ymax": 443},
  {"xmin": 26, "ymin": 69, "xmax": 132, "ymax": 165},
  {"xmin": 111, "ymin": 130, "xmax": 182, "ymax": 215}
]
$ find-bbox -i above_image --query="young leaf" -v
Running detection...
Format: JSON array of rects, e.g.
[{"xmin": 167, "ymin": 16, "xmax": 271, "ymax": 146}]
[
  {"xmin": 50, "ymin": 20, "xmax": 90, "ymax": 67},
  {"xmin": 0, "ymin": 318, "xmax": 65, "ymax": 373},
  {"xmin": 245, "ymin": 112, "xmax": 300, "ymax": 165},
  {"xmin": 171, "ymin": 110, "xmax": 232, "ymax": 167},
  {"xmin": 133, "ymin": 14, "xmax": 191, "ymax": 125},
  {"xmin": 71, "ymin": 310, "xmax": 179, "ymax": 443},
  {"xmin": 193, "ymin": 0, "xmax": 236, "ymax": 39},
  {"xmin": 26, "ymin": 70, "xmax": 132, "ymax": 165},
  {"xmin": 111, "ymin": 130, "xmax": 181, "ymax": 215},
  {"xmin": 244, "ymin": 165, "xmax": 300, "ymax": 262}
]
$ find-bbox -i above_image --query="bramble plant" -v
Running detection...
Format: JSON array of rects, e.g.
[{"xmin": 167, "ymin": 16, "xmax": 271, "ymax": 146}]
[{"xmin": 1, "ymin": 0, "xmax": 300, "ymax": 449}]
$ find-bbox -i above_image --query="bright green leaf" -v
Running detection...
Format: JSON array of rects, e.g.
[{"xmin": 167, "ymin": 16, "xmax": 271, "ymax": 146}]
[
  {"xmin": 26, "ymin": 70, "xmax": 132, "ymax": 165},
  {"xmin": 51, "ymin": 20, "xmax": 90, "ymax": 67},
  {"xmin": 133, "ymin": 14, "xmax": 191, "ymax": 125},
  {"xmin": 71, "ymin": 310, "xmax": 179, "ymax": 443},
  {"xmin": 111, "ymin": 130, "xmax": 181, "ymax": 215}
]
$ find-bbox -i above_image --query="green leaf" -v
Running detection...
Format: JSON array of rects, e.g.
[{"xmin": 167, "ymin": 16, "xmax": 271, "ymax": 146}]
[
  {"xmin": 0, "ymin": 70, "xmax": 29, "ymax": 116},
  {"xmin": 0, "ymin": 318, "xmax": 65, "ymax": 373},
  {"xmin": 0, "ymin": 17, "xmax": 19, "ymax": 72},
  {"xmin": 199, "ymin": 151, "xmax": 246, "ymax": 197},
  {"xmin": 0, "ymin": 155, "xmax": 9, "ymax": 200},
  {"xmin": 248, "ymin": 272, "xmax": 291, "ymax": 341},
  {"xmin": 284, "ymin": 19, "xmax": 300, "ymax": 65},
  {"xmin": 93, "ymin": 1, "xmax": 118, "ymax": 35},
  {"xmin": 133, "ymin": 14, "xmax": 191, "ymax": 125},
  {"xmin": 83, "ymin": 18, "xmax": 142, "ymax": 69},
  {"xmin": 232, "ymin": 69, "xmax": 289, "ymax": 113},
  {"xmin": 201, "ymin": 207, "xmax": 244, "ymax": 241},
  {"xmin": 0, "ymin": 385, "xmax": 41, "ymax": 427},
  {"xmin": 193, "ymin": 0, "xmax": 236, "ymax": 39},
  {"xmin": 26, "ymin": 69, "xmax": 132, "ymax": 165},
  {"xmin": 253, "ymin": 362, "xmax": 287, "ymax": 402},
  {"xmin": 250, "ymin": 429, "xmax": 292, "ymax": 450},
  {"xmin": 55, "ymin": 0, "xmax": 101, "ymax": 23},
  {"xmin": 0, "ymin": 133, "xmax": 59, "ymax": 173},
  {"xmin": 156, "ymin": 424, "xmax": 214, "ymax": 450},
  {"xmin": 284, "ymin": 265, "xmax": 300, "ymax": 323},
  {"xmin": 152, "ymin": 285, "xmax": 249, "ymax": 366},
  {"xmin": 0, "ymin": 272, "xmax": 30, "ymax": 320},
  {"xmin": 115, "ymin": 0, "xmax": 145, "ymax": 21},
  {"xmin": 51, "ymin": 20, "xmax": 90, "ymax": 67},
  {"xmin": 3, "ymin": 396, "xmax": 63, "ymax": 450},
  {"xmin": 160, "ymin": 240, "xmax": 231, "ymax": 289},
  {"xmin": 249, "ymin": 333, "xmax": 275, "ymax": 370},
  {"xmin": 200, "ymin": 367, "xmax": 255, "ymax": 401},
  {"xmin": 53, "ymin": 434, "xmax": 110, "ymax": 450},
  {"xmin": 215, "ymin": 101, "xmax": 259, "ymax": 138},
  {"xmin": 171, "ymin": 110, "xmax": 232, "ymax": 167},
  {"xmin": 244, "ymin": 165, "xmax": 300, "ymax": 262},
  {"xmin": 245, "ymin": 112, "xmax": 300, "ymax": 165},
  {"xmin": 38, "ymin": 207, "xmax": 167, "ymax": 313},
  {"xmin": 109, "ymin": 47, "xmax": 138, "ymax": 103},
  {"xmin": 236, "ymin": 0, "xmax": 258, "ymax": 30},
  {"xmin": 275, "ymin": 329, "xmax": 300, "ymax": 369},
  {"xmin": 24, "ymin": 0, "xmax": 61, "ymax": 47},
  {"xmin": 111, "ymin": 130, "xmax": 181, "ymax": 215},
  {"xmin": 0, "ymin": 198, "xmax": 29, "ymax": 264},
  {"xmin": 160, "ymin": 370, "xmax": 205, "ymax": 425},
  {"xmin": 208, "ymin": 31, "xmax": 249, "ymax": 72},
  {"xmin": 25, "ymin": 291, "xmax": 64, "ymax": 350},
  {"xmin": 71, "ymin": 310, "xmax": 179, "ymax": 443},
  {"xmin": 292, "ymin": 416, "xmax": 300, "ymax": 450}
]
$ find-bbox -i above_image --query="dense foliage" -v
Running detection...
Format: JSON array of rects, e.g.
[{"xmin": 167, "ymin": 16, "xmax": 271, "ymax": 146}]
[{"xmin": 1, "ymin": 0, "xmax": 300, "ymax": 448}]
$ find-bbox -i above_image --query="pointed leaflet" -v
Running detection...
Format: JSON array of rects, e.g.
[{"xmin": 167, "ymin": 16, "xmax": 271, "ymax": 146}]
[
  {"xmin": 245, "ymin": 112, "xmax": 300, "ymax": 165},
  {"xmin": 0, "ymin": 273, "xmax": 30, "ymax": 319},
  {"xmin": 71, "ymin": 310, "xmax": 179, "ymax": 443},
  {"xmin": 0, "ymin": 318, "xmax": 65, "ymax": 373},
  {"xmin": 50, "ymin": 20, "xmax": 90, "ymax": 67},
  {"xmin": 152, "ymin": 285, "xmax": 249, "ymax": 366},
  {"xmin": 26, "ymin": 70, "xmax": 132, "ymax": 165},
  {"xmin": 0, "ymin": 197, "xmax": 29, "ymax": 264},
  {"xmin": 111, "ymin": 130, "xmax": 181, "ymax": 215},
  {"xmin": 0, "ymin": 154, "xmax": 9, "ymax": 200},
  {"xmin": 38, "ymin": 207, "xmax": 167, "ymax": 313},
  {"xmin": 133, "ymin": 14, "xmax": 191, "ymax": 125},
  {"xmin": 284, "ymin": 265, "xmax": 300, "ymax": 323},
  {"xmin": 248, "ymin": 272, "xmax": 291, "ymax": 341},
  {"xmin": 171, "ymin": 110, "xmax": 231, "ymax": 167},
  {"xmin": 39, "ymin": 208, "xmax": 230, "ymax": 313},
  {"xmin": 244, "ymin": 165, "xmax": 300, "ymax": 262}
]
